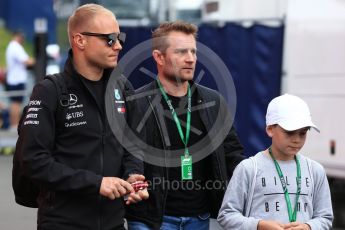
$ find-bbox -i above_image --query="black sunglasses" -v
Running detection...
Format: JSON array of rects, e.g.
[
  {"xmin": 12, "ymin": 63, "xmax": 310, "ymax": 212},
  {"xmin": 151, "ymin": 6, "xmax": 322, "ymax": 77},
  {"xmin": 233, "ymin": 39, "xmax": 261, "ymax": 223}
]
[{"xmin": 80, "ymin": 32, "xmax": 126, "ymax": 47}]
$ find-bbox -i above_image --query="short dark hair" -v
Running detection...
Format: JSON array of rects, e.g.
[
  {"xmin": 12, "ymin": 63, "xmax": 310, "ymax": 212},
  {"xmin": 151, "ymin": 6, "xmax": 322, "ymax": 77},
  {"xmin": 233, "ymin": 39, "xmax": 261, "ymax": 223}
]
[
  {"xmin": 152, "ymin": 20, "xmax": 198, "ymax": 52},
  {"xmin": 12, "ymin": 29, "xmax": 25, "ymax": 37}
]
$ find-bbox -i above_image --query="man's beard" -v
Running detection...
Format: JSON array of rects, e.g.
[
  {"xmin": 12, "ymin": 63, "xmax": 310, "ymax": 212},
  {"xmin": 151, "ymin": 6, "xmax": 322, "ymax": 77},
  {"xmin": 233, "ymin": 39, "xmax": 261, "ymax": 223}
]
[{"xmin": 164, "ymin": 72, "xmax": 189, "ymax": 86}]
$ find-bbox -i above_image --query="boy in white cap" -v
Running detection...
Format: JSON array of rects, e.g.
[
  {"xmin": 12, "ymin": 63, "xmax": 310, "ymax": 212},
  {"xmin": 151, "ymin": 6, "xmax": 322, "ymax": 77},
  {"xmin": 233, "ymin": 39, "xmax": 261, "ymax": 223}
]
[{"xmin": 217, "ymin": 94, "xmax": 333, "ymax": 230}]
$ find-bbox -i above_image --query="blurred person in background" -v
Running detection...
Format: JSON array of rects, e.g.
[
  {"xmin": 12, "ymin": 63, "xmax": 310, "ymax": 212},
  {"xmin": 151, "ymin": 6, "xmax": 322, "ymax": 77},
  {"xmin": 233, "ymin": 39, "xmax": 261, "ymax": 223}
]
[{"xmin": 5, "ymin": 30, "xmax": 35, "ymax": 131}]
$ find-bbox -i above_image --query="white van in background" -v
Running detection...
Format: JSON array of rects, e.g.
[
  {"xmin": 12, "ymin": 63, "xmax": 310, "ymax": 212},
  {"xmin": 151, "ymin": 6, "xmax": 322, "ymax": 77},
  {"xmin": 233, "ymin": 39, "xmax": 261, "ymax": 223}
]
[{"xmin": 282, "ymin": 0, "xmax": 345, "ymax": 179}]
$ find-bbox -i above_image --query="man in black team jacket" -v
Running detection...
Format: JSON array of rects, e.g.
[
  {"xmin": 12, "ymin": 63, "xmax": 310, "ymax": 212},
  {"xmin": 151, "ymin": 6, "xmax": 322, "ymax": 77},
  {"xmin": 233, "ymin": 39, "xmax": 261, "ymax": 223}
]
[
  {"xmin": 126, "ymin": 21, "xmax": 245, "ymax": 230},
  {"xmin": 15, "ymin": 4, "xmax": 147, "ymax": 230}
]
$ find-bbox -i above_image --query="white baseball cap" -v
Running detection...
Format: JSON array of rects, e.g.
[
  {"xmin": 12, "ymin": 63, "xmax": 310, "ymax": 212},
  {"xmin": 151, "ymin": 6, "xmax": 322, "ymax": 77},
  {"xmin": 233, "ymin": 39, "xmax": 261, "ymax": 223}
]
[{"xmin": 266, "ymin": 94, "xmax": 319, "ymax": 132}]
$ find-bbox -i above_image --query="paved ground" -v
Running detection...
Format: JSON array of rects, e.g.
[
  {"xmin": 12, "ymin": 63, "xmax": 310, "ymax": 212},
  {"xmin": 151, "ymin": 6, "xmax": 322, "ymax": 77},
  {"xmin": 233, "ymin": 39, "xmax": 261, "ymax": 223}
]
[{"xmin": 0, "ymin": 155, "xmax": 36, "ymax": 230}]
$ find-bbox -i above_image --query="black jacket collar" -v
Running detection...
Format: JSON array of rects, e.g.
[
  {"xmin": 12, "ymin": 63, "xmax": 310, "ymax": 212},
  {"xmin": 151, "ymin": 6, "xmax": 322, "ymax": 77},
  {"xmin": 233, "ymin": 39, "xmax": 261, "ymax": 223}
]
[{"xmin": 64, "ymin": 49, "xmax": 113, "ymax": 83}]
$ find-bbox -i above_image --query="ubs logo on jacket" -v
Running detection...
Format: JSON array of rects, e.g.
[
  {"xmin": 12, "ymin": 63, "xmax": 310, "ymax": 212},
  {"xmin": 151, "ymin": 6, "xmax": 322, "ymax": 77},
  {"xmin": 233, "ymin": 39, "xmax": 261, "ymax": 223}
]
[{"xmin": 66, "ymin": 111, "xmax": 84, "ymax": 120}]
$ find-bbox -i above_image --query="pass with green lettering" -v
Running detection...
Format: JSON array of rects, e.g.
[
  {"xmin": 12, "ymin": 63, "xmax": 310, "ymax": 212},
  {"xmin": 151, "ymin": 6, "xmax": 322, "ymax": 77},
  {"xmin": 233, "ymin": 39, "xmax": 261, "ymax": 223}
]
[{"xmin": 181, "ymin": 155, "xmax": 193, "ymax": 180}]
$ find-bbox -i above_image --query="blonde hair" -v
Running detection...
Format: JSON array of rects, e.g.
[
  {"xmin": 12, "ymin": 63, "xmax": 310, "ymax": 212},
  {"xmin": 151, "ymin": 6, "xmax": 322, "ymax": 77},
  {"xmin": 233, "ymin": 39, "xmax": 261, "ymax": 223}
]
[
  {"xmin": 67, "ymin": 4, "xmax": 116, "ymax": 45},
  {"xmin": 152, "ymin": 20, "xmax": 198, "ymax": 52}
]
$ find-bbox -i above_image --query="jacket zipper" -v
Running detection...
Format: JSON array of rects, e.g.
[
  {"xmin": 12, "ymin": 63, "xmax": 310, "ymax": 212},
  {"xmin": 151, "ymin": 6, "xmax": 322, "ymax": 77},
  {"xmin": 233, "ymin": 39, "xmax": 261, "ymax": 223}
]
[
  {"xmin": 80, "ymin": 78, "xmax": 105, "ymax": 230},
  {"xmin": 97, "ymin": 113, "xmax": 105, "ymax": 230},
  {"xmin": 147, "ymin": 95, "xmax": 169, "ymax": 224}
]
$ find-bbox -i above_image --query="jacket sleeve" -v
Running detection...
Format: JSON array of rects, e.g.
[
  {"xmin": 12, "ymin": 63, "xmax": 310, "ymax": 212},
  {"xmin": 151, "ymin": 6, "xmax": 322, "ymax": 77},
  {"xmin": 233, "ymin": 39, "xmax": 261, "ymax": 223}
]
[
  {"xmin": 121, "ymin": 77, "xmax": 144, "ymax": 179},
  {"xmin": 18, "ymin": 80, "xmax": 102, "ymax": 194},
  {"xmin": 217, "ymin": 159, "xmax": 260, "ymax": 230},
  {"xmin": 219, "ymin": 95, "xmax": 245, "ymax": 178},
  {"xmin": 305, "ymin": 161, "xmax": 334, "ymax": 230},
  {"xmin": 223, "ymin": 125, "xmax": 245, "ymax": 178}
]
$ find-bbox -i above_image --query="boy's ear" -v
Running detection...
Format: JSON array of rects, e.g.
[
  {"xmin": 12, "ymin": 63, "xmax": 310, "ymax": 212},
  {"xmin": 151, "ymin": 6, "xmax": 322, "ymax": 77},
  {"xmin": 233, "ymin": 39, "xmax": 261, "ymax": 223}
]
[{"xmin": 266, "ymin": 125, "xmax": 274, "ymax": 137}]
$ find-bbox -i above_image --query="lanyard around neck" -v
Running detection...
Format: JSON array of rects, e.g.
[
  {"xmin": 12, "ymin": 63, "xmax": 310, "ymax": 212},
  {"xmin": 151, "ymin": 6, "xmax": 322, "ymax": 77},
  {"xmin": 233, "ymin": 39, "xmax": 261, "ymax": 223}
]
[
  {"xmin": 157, "ymin": 79, "xmax": 191, "ymax": 156},
  {"xmin": 268, "ymin": 147, "xmax": 301, "ymax": 222}
]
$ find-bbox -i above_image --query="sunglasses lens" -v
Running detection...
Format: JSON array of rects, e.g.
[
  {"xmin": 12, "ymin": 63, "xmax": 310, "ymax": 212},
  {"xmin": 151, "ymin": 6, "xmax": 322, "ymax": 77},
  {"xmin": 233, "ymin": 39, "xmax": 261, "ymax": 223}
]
[
  {"xmin": 119, "ymin": 33, "xmax": 126, "ymax": 45},
  {"xmin": 107, "ymin": 39, "xmax": 115, "ymax": 47},
  {"xmin": 107, "ymin": 34, "xmax": 116, "ymax": 47},
  {"xmin": 105, "ymin": 33, "xmax": 126, "ymax": 47}
]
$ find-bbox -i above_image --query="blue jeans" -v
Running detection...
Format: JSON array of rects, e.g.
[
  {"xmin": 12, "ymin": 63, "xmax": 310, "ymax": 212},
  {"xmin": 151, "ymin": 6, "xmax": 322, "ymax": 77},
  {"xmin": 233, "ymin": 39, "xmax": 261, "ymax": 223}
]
[{"xmin": 127, "ymin": 213, "xmax": 210, "ymax": 230}]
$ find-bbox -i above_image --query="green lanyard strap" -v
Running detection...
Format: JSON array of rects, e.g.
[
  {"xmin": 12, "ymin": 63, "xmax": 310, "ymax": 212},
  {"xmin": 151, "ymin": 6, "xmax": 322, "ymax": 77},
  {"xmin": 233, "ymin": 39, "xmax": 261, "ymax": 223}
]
[
  {"xmin": 157, "ymin": 79, "xmax": 191, "ymax": 156},
  {"xmin": 268, "ymin": 147, "xmax": 301, "ymax": 222}
]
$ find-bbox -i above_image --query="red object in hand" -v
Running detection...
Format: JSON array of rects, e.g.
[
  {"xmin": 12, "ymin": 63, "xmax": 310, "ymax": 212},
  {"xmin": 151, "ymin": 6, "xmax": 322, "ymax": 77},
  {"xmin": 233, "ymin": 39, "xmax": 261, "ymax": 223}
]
[{"xmin": 131, "ymin": 181, "xmax": 148, "ymax": 192}]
